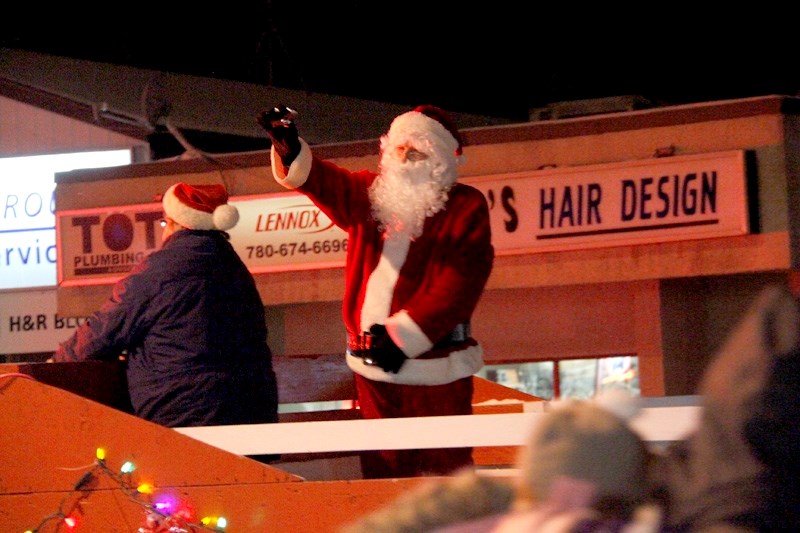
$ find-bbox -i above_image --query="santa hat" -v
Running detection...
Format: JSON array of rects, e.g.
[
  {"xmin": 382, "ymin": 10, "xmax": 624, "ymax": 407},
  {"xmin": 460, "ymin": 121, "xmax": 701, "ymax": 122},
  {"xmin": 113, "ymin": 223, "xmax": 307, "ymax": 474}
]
[
  {"xmin": 385, "ymin": 104, "xmax": 464, "ymax": 160},
  {"xmin": 162, "ymin": 182, "xmax": 239, "ymax": 231},
  {"xmin": 515, "ymin": 390, "xmax": 649, "ymax": 509}
]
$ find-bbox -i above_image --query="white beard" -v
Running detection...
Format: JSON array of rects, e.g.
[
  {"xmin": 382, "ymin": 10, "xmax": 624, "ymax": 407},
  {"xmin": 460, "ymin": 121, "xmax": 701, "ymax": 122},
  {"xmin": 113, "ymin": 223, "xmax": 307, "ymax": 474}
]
[{"xmin": 369, "ymin": 152, "xmax": 455, "ymax": 240}]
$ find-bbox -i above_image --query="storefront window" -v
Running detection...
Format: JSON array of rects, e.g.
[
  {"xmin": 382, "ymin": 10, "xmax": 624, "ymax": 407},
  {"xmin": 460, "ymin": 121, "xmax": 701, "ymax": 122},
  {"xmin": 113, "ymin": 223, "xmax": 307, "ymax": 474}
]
[{"xmin": 476, "ymin": 355, "xmax": 640, "ymax": 400}]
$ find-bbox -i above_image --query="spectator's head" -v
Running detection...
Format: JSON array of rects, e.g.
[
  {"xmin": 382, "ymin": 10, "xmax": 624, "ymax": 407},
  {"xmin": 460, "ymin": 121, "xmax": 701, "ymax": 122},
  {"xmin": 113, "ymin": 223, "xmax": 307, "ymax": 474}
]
[{"xmin": 515, "ymin": 391, "xmax": 651, "ymax": 518}]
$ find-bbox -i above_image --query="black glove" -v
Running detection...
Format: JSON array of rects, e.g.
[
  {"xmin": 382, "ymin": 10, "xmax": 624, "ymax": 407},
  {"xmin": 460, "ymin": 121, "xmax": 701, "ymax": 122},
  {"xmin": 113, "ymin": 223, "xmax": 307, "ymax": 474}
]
[
  {"xmin": 257, "ymin": 104, "xmax": 301, "ymax": 166},
  {"xmin": 366, "ymin": 324, "xmax": 407, "ymax": 374}
]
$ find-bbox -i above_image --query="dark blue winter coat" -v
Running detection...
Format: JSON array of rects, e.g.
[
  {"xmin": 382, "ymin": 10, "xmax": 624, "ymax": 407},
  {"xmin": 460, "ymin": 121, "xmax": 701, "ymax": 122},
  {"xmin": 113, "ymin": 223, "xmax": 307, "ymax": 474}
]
[{"xmin": 54, "ymin": 229, "xmax": 279, "ymax": 428}]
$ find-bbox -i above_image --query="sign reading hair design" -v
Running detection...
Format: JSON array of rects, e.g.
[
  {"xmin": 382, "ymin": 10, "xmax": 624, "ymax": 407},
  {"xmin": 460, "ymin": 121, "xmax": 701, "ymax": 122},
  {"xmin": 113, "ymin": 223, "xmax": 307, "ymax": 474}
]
[{"xmin": 472, "ymin": 150, "xmax": 749, "ymax": 254}]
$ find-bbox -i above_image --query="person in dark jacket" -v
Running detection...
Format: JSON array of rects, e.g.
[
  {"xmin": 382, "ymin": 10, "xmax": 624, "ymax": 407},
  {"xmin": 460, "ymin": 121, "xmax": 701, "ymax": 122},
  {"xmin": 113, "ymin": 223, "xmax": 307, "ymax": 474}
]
[{"xmin": 53, "ymin": 182, "xmax": 279, "ymax": 439}]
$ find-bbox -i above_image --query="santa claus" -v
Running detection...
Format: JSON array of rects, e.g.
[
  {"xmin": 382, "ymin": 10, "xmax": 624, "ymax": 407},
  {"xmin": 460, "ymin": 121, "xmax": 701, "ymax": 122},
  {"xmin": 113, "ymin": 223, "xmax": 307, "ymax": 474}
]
[{"xmin": 259, "ymin": 104, "xmax": 495, "ymax": 478}]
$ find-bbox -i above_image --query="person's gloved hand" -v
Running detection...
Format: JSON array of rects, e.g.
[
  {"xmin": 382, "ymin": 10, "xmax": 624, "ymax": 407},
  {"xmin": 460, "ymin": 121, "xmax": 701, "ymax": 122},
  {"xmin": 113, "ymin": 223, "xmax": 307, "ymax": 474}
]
[
  {"xmin": 367, "ymin": 324, "xmax": 407, "ymax": 374},
  {"xmin": 257, "ymin": 104, "xmax": 301, "ymax": 166}
]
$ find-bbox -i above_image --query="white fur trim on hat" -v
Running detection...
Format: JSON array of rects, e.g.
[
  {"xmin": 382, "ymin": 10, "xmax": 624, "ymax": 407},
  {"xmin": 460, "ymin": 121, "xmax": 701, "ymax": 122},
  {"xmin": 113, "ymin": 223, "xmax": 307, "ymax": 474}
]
[{"xmin": 385, "ymin": 111, "xmax": 461, "ymax": 162}]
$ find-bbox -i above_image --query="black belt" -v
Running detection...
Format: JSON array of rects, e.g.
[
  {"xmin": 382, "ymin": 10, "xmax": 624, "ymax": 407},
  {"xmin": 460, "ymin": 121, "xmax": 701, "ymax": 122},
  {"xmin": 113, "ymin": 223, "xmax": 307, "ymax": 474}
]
[{"xmin": 346, "ymin": 322, "xmax": 471, "ymax": 358}]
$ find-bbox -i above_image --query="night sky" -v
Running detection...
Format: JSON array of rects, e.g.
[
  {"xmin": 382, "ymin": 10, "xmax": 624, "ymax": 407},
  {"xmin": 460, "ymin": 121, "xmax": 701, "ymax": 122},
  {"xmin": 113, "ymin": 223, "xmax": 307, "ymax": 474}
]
[{"xmin": 3, "ymin": 2, "xmax": 798, "ymax": 120}]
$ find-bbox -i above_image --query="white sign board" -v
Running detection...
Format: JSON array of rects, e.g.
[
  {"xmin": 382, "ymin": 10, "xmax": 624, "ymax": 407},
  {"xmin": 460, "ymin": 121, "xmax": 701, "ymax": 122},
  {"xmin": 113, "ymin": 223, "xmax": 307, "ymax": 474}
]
[
  {"xmin": 0, "ymin": 150, "xmax": 132, "ymax": 290},
  {"xmin": 0, "ymin": 289, "xmax": 88, "ymax": 353},
  {"xmin": 227, "ymin": 192, "xmax": 347, "ymax": 273},
  {"xmin": 471, "ymin": 150, "xmax": 749, "ymax": 254}
]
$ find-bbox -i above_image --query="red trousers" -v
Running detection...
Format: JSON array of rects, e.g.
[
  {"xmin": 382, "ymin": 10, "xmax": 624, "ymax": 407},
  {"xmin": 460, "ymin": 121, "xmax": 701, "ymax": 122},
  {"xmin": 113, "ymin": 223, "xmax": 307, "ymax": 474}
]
[{"xmin": 354, "ymin": 373, "xmax": 474, "ymax": 479}]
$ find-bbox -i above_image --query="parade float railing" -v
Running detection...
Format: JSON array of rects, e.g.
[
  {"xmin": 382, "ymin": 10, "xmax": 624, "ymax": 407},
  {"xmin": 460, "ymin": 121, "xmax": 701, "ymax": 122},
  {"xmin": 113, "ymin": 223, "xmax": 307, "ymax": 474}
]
[{"xmin": 0, "ymin": 360, "xmax": 699, "ymax": 532}]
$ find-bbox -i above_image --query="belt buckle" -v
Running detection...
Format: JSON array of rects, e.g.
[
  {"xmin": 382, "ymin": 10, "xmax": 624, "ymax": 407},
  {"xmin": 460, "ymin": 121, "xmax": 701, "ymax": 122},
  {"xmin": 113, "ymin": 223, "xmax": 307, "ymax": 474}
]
[
  {"xmin": 347, "ymin": 348, "xmax": 376, "ymax": 365},
  {"xmin": 451, "ymin": 322, "xmax": 470, "ymax": 343},
  {"xmin": 452, "ymin": 323, "xmax": 464, "ymax": 342},
  {"xmin": 349, "ymin": 332, "xmax": 378, "ymax": 365},
  {"xmin": 361, "ymin": 331, "xmax": 377, "ymax": 365}
]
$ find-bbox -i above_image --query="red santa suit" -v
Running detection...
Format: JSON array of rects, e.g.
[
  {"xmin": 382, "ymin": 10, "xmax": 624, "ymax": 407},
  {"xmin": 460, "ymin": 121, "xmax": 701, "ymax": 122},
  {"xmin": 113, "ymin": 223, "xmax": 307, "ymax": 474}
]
[{"xmin": 271, "ymin": 107, "xmax": 494, "ymax": 477}]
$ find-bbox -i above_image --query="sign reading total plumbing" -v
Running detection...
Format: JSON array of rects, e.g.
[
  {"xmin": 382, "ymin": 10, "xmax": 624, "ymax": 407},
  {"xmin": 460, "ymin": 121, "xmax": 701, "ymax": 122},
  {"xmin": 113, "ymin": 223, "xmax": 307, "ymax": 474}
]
[{"xmin": 56, "ymin": 150, "xmax": 750, "ymax": 286}]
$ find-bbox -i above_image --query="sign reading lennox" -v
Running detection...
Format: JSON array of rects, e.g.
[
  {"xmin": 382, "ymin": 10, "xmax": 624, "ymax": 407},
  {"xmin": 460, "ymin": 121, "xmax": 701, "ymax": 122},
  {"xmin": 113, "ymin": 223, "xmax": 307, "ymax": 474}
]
[
  {"xmin": 227, "ymin": 192, "xmax": 347, "ymax": 273},
  {"xmin": 471, "ymin": 150, "xmax": 749, "ymax": 254},
  {"xmin": 56, "ymin": 150, "xmax": 749, "ymax": 286}
]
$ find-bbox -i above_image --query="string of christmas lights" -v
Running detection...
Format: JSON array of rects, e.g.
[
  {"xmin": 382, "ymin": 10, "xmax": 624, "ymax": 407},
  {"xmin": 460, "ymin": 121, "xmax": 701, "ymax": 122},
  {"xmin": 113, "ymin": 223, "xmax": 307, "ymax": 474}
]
[{"xmin": 25, "ymin": 448, "xmax": 228, "ymax": 533}]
